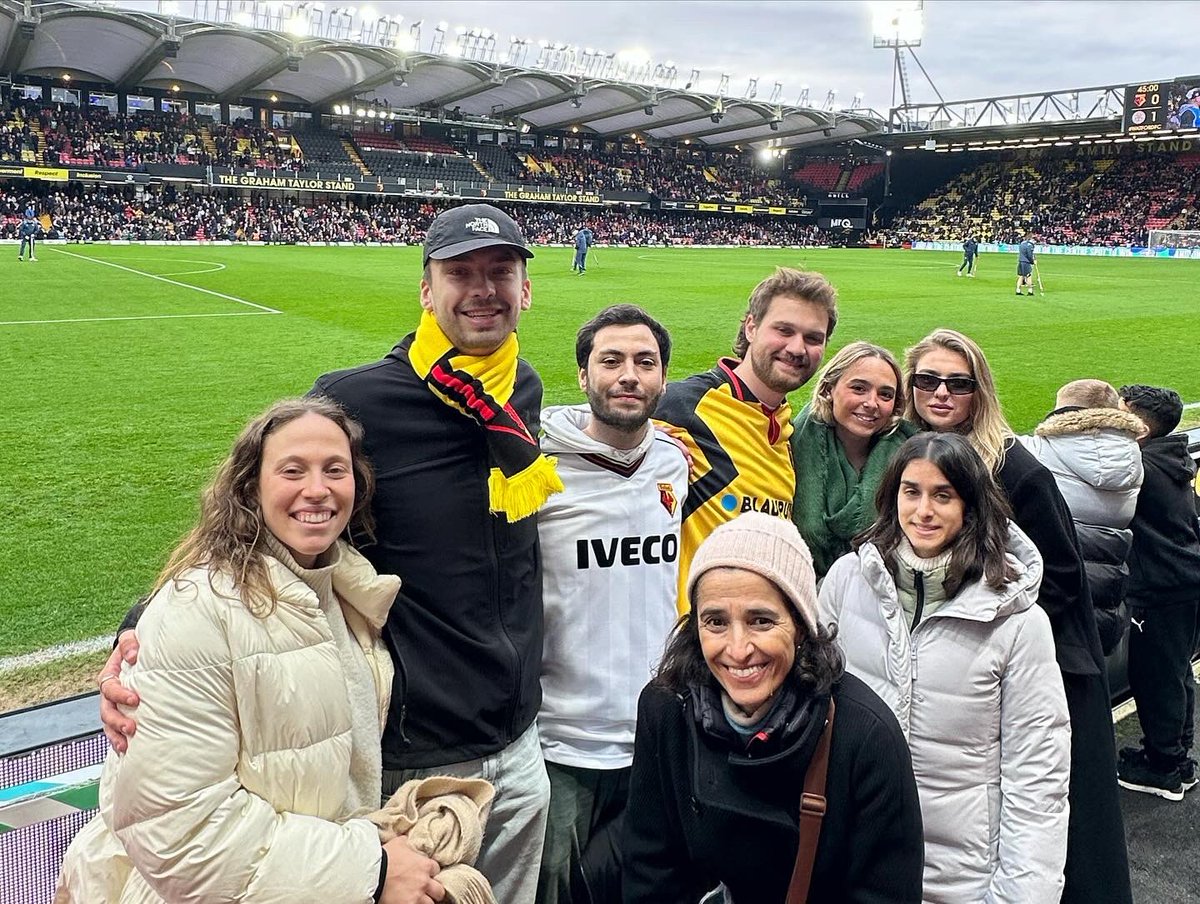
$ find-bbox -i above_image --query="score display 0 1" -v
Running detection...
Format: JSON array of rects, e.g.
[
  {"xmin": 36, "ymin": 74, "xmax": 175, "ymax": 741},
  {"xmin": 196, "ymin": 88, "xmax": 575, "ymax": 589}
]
[{"xmin": 1124, "ymin": 78, "xmax": 1200, "ymax": 135}]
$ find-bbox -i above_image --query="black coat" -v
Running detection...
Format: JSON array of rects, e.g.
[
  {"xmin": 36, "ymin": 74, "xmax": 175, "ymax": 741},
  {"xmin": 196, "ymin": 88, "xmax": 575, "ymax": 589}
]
[
  {"xmin": 622, "ymin": 674, "xmax": 923, "ymax": 904},
  {"xmin": 313, "ymin": 335, "xmax": 545, "ymax": 769},
  {"xmin": 998, "ymin": 440, "xmax": 1104, "ymax": 676},
  {"xmin": 1126, "ymin": 434, "xmax": 1200, "ymax": 607},
  {"xmin": 997, "ymin": 440, "xmax": 1133, "ymax": 903},
  {"xmin": 1074, "ymin": 522, "xmax": 1132, "ymax": 655}
]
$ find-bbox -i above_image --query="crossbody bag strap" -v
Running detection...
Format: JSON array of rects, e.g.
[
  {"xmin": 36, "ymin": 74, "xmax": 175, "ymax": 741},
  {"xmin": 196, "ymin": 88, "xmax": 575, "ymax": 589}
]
[{"xmin": 785, "ymin": 698, "xmax": 836, "ymax": 904}]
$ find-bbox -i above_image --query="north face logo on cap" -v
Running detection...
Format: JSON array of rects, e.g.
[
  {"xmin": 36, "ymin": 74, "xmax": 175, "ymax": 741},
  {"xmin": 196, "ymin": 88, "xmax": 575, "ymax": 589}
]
[{"xmin": 466, "ymin": 217, "xmax": 501, "ymax": 235}]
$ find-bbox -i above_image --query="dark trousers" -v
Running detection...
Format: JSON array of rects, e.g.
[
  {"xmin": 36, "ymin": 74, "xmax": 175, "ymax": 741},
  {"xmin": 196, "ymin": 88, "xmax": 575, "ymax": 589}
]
[
  {"xmin": 1128, "ymin": 599, "xmax": 1200, "ymax": 770},
  {"xmin": 957, "ymin": 254, "xmax": 974, "ymax": 273},
  {"xmin": 19, "ymin": 235, "xmax": 35, "ymax": 256},
  {"xmin": 1061, "ymin": 670, "xmax": 1134, "ymax": 904},
  {"xmin": 573, "ymin": 248, "xmax": 588, "ymax": 271},
  {"xmin": 537, "ymin": 761, "xmax": 629, "ymax": 904}
]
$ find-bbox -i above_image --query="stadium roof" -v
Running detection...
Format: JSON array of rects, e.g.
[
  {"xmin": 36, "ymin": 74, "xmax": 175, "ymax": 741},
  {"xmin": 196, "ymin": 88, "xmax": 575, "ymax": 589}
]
[{"xmin": 0, "ymin": 0, "xmax": 885, "ymax": 151}]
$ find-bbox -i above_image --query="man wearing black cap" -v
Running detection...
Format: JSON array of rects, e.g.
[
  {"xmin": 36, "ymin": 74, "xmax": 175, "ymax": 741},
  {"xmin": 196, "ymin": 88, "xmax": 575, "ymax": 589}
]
[
  {"xmin": 99, "ymin": 204, "xmax": 559, "ymax": 903},
  {"xmin": 313, "ymin": 203, "xmax": 560, "ymax": 901}
]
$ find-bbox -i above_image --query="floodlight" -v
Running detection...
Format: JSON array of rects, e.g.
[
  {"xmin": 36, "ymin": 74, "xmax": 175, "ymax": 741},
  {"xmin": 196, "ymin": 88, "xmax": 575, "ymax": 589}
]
[
  {"xmin": 871, "ymin": 1, "xmax": 923, "ymax": 48},
  {"xmin": 360, "ymin": 5, "xmax": 378, "ymax": 23},
  {"xmin": 758, "ymin": 148, "xmax": 773, "ymax": 163},
  {"xmin": 285, "ymin": 16, "xmax": 308, "ymax": 36},
  {"xmin": 356, "ymin": 107, "xmax": 367, "ymax": 117},
  {"xmin": 367, "ymin": 108, "xmax": 377, "ymax": 118}
]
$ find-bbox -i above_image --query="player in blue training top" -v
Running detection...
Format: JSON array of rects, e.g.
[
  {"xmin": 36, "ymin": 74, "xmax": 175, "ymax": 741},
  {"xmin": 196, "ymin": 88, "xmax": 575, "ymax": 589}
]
[
  {"xmin": 572, "ymin": 224, "xmax": 594, "ymax": 275},
  {"xmin": 957, "ymin": 234, "xmax": 978, "ymax": 277},
  {"xmin": 18, "ymin": 205, "xmax": 39, "ymax": 262},
  {"xmin": 1016, "ymin": 232, "xmax": 1035, "ymax": 296}
]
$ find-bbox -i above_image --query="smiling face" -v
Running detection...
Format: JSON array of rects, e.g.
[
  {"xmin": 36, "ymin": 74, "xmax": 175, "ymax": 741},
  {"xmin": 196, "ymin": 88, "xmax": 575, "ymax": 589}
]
[
  {"xmin": 258, "ymin": 413, "xmax": 355, "ymax": 567},
  {"xmin": 579, "ymin": 323, "xmax": 666, "ymax": 438},
  {"xmin": 829, "ymin": 356, "xmax": 898, "ymax": 448},
  {"xmin": 420, "ymin": 246, "xmax": 531, "ymax": 355},
  {"xmin": 696, "ymin": 567, "xmax": 799, "ymax": 719},
  {"xmin": 739, "ymin": 294, "xmax": 829, "ymax": 404},
  {"xmin": 897, "ymin": 458, "xmax": 965, "ymax": 558},
  {"xmin": 912, "ymin": 347, "xmax": 976, "ymax": 433}
]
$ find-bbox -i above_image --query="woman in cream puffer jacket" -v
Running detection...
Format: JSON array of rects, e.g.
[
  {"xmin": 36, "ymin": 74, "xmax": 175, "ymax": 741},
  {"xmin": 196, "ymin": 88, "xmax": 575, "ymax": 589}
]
[
  {"xmin": 818, "ymin": 433, "xmax": 1071, "ymax": 904},
  {"xmin": 57, "ymin": 398, "xmax": 416, "ymax": 904}
]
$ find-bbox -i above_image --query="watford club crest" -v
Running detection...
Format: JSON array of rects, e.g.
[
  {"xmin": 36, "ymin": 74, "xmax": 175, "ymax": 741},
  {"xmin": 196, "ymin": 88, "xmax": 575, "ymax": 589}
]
[{"xmin": 658, "ymin": 482, "xmax": 678, "ymax": 516}]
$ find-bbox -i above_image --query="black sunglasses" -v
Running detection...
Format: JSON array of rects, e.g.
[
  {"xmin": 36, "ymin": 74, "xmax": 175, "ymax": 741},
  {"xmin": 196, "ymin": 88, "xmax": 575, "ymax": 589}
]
[{"xmin": 912, "ymin": 372, "xmax": 977, "ymax": 395}]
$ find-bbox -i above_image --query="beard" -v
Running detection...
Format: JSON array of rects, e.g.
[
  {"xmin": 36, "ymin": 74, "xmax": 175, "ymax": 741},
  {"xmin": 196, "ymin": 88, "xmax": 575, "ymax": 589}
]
[
  {"xmin": 586, "ymin": 385, "xmax": 663, "ymax": 434},
  {"xmin": 750, "ymin": 346, "xmax": 813, "ymax": 395}
]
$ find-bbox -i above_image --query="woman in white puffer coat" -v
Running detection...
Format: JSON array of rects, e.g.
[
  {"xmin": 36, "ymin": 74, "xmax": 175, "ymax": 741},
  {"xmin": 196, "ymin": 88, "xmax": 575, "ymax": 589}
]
[
  {"xmin": 818, "ymin": 432, "xmax": 1071, "ymax": 904},
  {"xmin": 57, "ymin": 397, "xmax": 445, "ymax": 904}
]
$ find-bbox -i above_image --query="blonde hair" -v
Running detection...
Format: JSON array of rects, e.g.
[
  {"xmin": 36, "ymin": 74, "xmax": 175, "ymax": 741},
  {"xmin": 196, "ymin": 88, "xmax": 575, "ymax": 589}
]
[
  {"xmin": 150, "ymin": 397, "xmax": 376, "ymax": 616},
  {"xmin": 1055, "ymin": 378, "xmax": 1119, "ymax": 410},
  {"xmin": 903, "ymin": 329, "xmax": 1012, "ymax": 473},
  {"xmin": 732, "ymin": 268, "xmax": 838, "ymax": 358},
  {"xmin": 810, "ymin": 340, "xmax": 906, "ymax": 433}
]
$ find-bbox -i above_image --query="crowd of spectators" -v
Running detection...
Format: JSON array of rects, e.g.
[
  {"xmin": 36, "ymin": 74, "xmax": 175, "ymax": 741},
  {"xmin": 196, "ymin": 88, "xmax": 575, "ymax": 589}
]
[
  {"xmin": 0, "ymin": 100, "xmax": 304, "ymax": 171},
  {"xmin": 3, "ymin": 100, "xmax": 833, "ymax": 203},
  {"xmin": 507, "ymin": 146, "xmax": 806, "ymax": 204},
  {"xmin": 0, "ymin": 182, "xmax": 833, "ymax": 247},
  {"xmin": 883, "ymin": 151, "xmax": 1200, "ymax": 246}
]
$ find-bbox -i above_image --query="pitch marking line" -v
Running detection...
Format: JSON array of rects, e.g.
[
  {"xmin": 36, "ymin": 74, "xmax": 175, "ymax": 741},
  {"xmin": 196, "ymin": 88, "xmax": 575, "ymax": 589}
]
[
  {"xmin": 0, "ymin": 311, "xmax": 278, "ymax": 326},
  {"xmin": 49, "ymin": 248, "xmax": 280, "ymax": 314},
  {"xmin": 118, "ymin": 257, "xmax": 228, "ymax": 278}
]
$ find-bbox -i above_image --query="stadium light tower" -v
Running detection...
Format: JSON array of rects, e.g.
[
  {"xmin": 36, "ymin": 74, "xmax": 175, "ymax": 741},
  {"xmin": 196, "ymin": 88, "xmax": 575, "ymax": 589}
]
[{"xmin": 871, "ymin": 1, "xmax": 923, "ymax": 111}]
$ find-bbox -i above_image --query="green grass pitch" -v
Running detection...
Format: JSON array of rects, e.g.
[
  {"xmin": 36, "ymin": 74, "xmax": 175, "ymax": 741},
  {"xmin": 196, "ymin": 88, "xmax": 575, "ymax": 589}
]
[{"xmin": 3, "ymin": 244, "xmax": 1197, "ymax": 657}]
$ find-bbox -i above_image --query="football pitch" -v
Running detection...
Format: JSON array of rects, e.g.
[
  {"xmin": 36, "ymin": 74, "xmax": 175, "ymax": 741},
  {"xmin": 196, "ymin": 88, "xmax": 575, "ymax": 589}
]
[{"xmin": 3, "ymin": 243, "xmax": 1198, "ymax": 661}]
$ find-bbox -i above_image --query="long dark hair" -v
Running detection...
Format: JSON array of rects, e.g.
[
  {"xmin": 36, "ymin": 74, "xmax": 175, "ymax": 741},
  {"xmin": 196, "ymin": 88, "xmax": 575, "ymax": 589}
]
[
  {"xmin": 855, "ymin": 432, "xmax": 1016, "ymax": 595},
  {"xmin": 654, "ymin": 570, "xmax": 844, "ymax": 697}
]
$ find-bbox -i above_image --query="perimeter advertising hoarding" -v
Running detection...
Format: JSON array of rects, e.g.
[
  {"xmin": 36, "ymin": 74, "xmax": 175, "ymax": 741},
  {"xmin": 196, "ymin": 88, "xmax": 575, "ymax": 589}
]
[
  {"xmin": 659, "ymin": 199, "xmax": 815, "ymax": 217},
  {"xmin": 0, "ymin": 165, "xmax": 149, "ymax": 184}
]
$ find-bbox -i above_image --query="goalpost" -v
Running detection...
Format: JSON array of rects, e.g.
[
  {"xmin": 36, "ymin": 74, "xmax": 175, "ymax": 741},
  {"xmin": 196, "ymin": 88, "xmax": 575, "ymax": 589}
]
[{"xmin": 1147, "ymin": 229, "xmax": 1200, "ymax": 249}]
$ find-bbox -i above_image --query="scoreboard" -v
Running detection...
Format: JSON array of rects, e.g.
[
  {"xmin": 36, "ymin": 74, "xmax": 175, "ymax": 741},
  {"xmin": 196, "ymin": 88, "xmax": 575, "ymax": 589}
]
[{"xmin": 1123, "ymin": 78, "xmax": 1200, "ymax": 134}]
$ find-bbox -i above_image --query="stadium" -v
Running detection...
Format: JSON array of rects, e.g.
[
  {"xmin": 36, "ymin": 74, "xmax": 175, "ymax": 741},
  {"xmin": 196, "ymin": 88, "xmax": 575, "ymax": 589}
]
[{"xmin": 2, "ymin": 0, "xmax": 1200, "ymax": 901}]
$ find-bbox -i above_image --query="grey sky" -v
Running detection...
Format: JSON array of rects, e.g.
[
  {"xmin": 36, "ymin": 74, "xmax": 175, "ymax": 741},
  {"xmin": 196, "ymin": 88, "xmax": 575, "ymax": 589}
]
[{"xmin": 357, "ymin": 0, "xmax": 1198, "ymax": 111}]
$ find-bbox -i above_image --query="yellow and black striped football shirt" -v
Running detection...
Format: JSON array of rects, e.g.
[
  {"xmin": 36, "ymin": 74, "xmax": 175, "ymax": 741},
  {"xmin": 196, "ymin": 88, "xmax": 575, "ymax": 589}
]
[{"xmin": 654, "ymin": 358, "xmax": 795, "ymax": 613}]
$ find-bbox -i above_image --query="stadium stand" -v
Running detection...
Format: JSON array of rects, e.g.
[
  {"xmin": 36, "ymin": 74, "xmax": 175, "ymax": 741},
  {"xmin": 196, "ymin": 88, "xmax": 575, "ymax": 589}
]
[
  {"xmin": 289, "ymin": 128, "xmax": 365, "ymax": 177},
  {"xmin": 0, "ymin": 182, "xmax": 832, "ymax": 247},
  {"xmin": 884, "ymin": 151, "xmax": 1200, "ymax": 246}
]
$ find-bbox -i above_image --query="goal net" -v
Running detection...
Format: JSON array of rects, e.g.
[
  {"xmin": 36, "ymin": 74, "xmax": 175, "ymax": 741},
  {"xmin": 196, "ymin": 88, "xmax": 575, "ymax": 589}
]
[{"xmin": 1147, "ymin": 229, "xmax": 1200, "ymax": 249}]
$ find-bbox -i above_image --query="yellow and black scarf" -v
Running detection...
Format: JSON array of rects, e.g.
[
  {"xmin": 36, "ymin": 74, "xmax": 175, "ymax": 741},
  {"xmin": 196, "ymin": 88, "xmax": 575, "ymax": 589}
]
[{"xmin": 409, "ymin": 310, "xmax": 562, "ymax": 522}]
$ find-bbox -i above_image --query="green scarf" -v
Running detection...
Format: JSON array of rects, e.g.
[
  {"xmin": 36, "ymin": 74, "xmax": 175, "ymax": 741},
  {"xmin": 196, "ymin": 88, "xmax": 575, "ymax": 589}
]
[{"xmin": 790, "ymin": 405, "xmax": 918, "ymax": 578}]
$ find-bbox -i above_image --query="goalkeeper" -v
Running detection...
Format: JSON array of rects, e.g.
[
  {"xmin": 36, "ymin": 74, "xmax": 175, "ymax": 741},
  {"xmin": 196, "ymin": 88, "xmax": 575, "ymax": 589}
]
[{"xmin": 18, "ymin": 205, "xmax": 39, "ymax": 262}]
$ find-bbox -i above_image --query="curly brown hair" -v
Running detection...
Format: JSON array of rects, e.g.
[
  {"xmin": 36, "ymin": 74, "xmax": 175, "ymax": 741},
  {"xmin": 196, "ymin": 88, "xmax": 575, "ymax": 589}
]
[{"xmin": 150, "ymin": 397, "xmax": 375, "ymax": 616}]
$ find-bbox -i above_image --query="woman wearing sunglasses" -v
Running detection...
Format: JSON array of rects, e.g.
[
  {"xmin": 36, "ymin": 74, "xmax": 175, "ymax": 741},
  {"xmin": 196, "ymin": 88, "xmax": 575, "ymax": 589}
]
[
  {"xmin": 791, "ymin": 341, "xmax": 917, "ymax": 580},
  {"xmin": 818, "ymin": 432, "xmax": 1070, "ymax": 902},
  {"xmin": 902, "ymin": 328, "xmax": 1133, "ymax": 904}
]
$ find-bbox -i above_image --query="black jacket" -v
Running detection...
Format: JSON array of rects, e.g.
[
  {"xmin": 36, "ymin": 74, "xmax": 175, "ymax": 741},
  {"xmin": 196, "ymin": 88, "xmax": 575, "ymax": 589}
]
[
  {"xmin": 1074, "ymin": 523, "xmax": 1132, "ymax": 655},
  {"xmin": 313, "ymin": 334, "xmax": 544, "ymax": 769},
  {"xmin": 1126, "ymin": 434, "xmax": 1200, "ymax": 607},
  {"xmin": 998, "ymin": 440, "xmax": 1105, "ymax": 676},
  {"xmin": 622, "ymin": 674, "xmax": 923, "ymax": 904}
]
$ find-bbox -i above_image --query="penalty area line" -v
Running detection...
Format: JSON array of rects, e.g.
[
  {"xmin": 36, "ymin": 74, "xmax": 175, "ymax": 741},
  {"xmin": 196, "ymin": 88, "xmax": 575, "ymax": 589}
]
[
  {"xmin": 49, "ymin": 248, "xmax": 281, "ymax": 314},
  {"xmin": 0, "ymin": 311, "xmax": 278, "ymax": 326}
]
